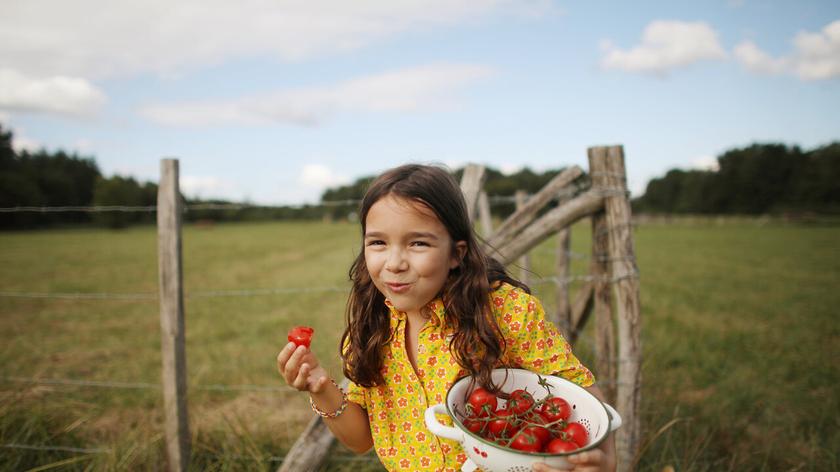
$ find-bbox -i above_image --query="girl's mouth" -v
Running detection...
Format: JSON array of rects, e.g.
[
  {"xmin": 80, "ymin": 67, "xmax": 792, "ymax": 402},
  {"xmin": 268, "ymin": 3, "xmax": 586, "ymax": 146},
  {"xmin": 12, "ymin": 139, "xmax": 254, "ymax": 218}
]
[{"xmin": 386, "ymin": 282, "xmax": 411, "ymax": 293}]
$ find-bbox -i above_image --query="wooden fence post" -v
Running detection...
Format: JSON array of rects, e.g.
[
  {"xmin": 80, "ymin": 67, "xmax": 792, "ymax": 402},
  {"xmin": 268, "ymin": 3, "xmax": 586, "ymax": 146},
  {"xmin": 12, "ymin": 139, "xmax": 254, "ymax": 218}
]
[
  {"xmin": 158, "ymin": 159, "xmax": 190, "ymax": 472},
  {"xmin": 478, "ymin": 191, "xmax": 493, "ymax": 237},
  {"xmin": 554, "ymin": 193, "xmax": 572, "ymax": 338},
  {"xmin": 514, "ymin": 190, "xmax": 531, "ymax": 287},
  {"xmin": 486, "ymin": 166, "xmax": 583, "ymax": 250},
  {"xmin": 588, "ymin": 146, "xmax": 642, "ymax": 472},
  {"xmin": 460, "ymin": 164, "xmax": 486, "ymax": 223},
  {"xmin": 277, "ymin": 379, "xmax": 351, "ymax": 472},
  {"xmin": 487, "ymin": 190, "xmax": 603, "ymax": 265}
]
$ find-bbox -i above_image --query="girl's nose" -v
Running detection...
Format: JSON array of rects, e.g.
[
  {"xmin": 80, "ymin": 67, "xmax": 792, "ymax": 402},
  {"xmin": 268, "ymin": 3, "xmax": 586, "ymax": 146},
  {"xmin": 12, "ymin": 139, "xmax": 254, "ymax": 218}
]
[{"xmin": 385, "ymin": 248, "xmax": 408, "ymax": 272}]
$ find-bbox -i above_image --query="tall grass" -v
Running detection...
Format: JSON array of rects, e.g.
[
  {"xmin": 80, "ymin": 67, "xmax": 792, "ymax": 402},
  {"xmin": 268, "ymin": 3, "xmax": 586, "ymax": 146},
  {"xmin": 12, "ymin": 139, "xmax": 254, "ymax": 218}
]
[{"xmin": 1, "ymin": 219, "xmax": 837, "ymax": 471}]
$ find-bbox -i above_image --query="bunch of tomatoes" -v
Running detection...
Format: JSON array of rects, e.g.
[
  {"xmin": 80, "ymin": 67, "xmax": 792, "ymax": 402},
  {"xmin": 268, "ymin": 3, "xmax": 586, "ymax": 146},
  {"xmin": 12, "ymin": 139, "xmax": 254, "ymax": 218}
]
[{"xmin": 458, "ymin": 383, "xmax": 589, "ymax": 454}]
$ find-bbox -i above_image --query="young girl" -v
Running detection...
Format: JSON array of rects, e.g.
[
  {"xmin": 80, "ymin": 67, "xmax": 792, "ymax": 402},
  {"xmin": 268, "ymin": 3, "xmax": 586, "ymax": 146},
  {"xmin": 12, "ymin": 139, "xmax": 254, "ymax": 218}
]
[{"xmin": 277, "ymin": 164, "xmax": 615, "ymax": 472}]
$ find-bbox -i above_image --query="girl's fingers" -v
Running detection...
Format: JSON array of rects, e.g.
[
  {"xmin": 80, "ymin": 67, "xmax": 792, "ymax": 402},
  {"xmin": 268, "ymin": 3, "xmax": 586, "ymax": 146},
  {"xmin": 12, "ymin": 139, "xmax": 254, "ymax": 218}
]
[
  {"xmin": 276, "ymin": 342, "xmax": 296, "ymax": 374},
  {"xmin": 279, "ymin": 344, "xmax": 312, "ymax": 388},
  {"xmin": 293, "ymin": 362, "xmax": 313, "ymax": 390},
  {"xmin": 531, "ymin": 463, "xmax": 569, "ymax": 472},
  {"xmin": 567, "ymin": 449, "xmax": 602, "ymax": 465}
]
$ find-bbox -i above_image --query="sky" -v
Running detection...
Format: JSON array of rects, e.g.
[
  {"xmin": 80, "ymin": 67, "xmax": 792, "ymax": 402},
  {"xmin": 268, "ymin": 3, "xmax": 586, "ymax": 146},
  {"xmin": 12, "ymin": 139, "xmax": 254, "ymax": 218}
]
[{"xmin": 1, "ymin": 0, "xmax": 839, "ymax": 205}]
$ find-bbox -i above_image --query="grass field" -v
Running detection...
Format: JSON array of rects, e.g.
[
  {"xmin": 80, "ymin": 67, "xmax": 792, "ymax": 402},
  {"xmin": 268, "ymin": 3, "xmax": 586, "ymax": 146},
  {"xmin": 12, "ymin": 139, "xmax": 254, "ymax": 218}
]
[{"xmin": 1, "ymin": 219, "xmax": 838, "ymax": 471}]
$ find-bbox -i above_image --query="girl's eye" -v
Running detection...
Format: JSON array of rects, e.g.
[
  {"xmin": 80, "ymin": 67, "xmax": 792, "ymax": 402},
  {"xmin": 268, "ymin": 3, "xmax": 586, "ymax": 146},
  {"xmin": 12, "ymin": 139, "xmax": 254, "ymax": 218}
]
[
  {"xmin": 366, "ymin": 240, "xmax": 385, "ymax": 246},
  {"xmin": 410, "ymin": 241, "xmax": 430, "ymax": 247}
]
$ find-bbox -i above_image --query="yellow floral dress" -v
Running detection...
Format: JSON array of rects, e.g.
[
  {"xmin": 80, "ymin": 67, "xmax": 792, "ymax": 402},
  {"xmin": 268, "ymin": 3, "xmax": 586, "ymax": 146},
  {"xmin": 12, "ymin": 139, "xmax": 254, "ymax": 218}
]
[{"xmin": 346, "ymin": 282, "xmax": 595, "ymax": 471}]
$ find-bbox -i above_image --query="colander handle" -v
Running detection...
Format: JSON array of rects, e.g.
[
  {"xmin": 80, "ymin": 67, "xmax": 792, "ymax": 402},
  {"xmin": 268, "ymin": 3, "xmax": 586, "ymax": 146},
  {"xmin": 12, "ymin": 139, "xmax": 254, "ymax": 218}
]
[
  {"xmin": 424, "ymin": 403, "xmax": 464, "ymax": 442},
  {"xmin": 603, "ymin": 402, "xmax": 623, "ymax": 431}
]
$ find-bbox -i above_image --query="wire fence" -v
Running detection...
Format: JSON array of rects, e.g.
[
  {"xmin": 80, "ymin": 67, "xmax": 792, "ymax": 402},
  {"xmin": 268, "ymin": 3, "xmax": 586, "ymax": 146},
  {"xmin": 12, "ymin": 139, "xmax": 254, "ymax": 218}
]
[
  {"xmin": 2, "ymin": 187, "xmax": 635, "ymax": 466},
  {"xmin": 0, "ymin": 442, "xmax": 380, "ymax": 464}
]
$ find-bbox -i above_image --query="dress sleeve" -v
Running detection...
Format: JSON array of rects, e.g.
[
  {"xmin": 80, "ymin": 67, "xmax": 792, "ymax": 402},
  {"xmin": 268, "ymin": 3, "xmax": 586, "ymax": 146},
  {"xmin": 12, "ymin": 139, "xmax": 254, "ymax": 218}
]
[
  {"xmin": 496, "ymin": 286, "xmax": 595, "ymax": 387},
  {"xmin": 345, "ymin": 380, "xmax": 368, "ymax": 409}
]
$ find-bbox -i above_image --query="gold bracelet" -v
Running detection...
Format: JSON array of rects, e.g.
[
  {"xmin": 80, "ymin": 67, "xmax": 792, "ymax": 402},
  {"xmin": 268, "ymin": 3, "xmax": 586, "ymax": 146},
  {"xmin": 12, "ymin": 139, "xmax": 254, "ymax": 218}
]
[{"xmin": 309, "ymin": 379, "xmax": 348, "ymax": 419}]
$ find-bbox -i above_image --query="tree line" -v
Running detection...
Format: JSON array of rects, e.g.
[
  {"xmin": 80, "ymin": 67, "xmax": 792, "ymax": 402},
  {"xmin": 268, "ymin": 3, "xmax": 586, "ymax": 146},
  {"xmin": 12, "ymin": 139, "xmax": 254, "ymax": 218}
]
[
  {"xmin": 633, "ymin": 142, "xmax": 840, "ymax": 215},
  {"xmin": 2, "ymin": 122, "xmax": 838, "ymax": 230}
]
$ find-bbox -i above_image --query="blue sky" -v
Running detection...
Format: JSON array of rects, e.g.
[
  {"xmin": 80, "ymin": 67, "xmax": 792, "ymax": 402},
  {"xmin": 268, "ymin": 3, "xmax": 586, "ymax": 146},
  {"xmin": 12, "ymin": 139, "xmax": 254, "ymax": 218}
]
[{"xmin": 2, "ymin": 1, "xmax": 839, "ymax": 204}]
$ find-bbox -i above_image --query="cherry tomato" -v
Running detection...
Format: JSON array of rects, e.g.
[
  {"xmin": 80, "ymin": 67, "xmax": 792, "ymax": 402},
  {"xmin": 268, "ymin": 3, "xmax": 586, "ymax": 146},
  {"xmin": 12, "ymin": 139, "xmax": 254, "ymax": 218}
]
[
  {"xmin": 462, "ymin": 416, "xmax": 486, "ymax": 436},
  {"xmin": 509, "ymin": 429, "xmax": 544, "ymax": 452},
  {"xmin": 539, "ymin": 396, "xmax": 572, "ymax": 423},
  {"xmin": 561, "ymin": 422, "xmax": 589, "ymax": 448},
  {"xmin": 507, "ymin": 389, "xmax": 535, "ymax": 415},
  {"xmin": 287, "ymin": 326, "xmax": 314, "ymax": 348},
  {"xmin": 521, "ymin": 424, "xmax": 551, "ymax": 446},
  {"xmin": 467, "ymin": 387, "xmax": 498, "ymax": 418},
  {"xmin": 488, "ymin": 408, "xmax": 519, "ymax": 438},
  {"xmin": 545, "ymin": 438, "xmax": 579, "ymax": 454}
]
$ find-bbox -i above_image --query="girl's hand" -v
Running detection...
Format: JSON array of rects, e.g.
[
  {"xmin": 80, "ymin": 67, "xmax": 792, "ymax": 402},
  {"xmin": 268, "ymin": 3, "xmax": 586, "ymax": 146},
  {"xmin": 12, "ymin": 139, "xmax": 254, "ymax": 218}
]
[
  {"xmin": 533, "ymin": 449, "xmax": 614, "ymax": 472},
  {"xmin": 276, "ymin": 342, "xmax": 330, "ymax": 393}
]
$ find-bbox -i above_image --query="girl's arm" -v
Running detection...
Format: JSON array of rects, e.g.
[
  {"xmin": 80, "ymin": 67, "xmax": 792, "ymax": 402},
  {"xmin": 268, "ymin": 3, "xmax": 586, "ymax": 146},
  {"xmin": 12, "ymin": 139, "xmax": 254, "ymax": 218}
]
[
  {"xmin": 533, "ymin": 383, "xmax": 616, "ymax": 472},
  {"xmin": 277, "ymin": 343, "xmax": 374, "ymax": 453}
]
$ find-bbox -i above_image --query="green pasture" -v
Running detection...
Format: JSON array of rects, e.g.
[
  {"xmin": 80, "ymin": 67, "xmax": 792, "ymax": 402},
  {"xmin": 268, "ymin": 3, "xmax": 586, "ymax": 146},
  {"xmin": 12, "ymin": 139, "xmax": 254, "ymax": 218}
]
[{"xmin": 1, "ymin": 219, "xmax": 838, "ymax": 471}]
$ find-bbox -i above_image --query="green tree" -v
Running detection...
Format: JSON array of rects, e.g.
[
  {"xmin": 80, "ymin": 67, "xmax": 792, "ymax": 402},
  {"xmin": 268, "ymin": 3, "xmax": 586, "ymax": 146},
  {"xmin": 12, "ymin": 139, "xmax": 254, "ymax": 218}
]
[{"xmin": 92, "ymin": 175, "xmax": 146, "ymax": 228}]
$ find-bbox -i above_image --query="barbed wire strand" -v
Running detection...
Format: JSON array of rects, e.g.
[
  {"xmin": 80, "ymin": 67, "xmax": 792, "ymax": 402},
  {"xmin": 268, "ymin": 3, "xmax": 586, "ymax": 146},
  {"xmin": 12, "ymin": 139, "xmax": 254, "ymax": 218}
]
[
  {"xmin": 0, "ymin": 285, "xmax": 349, "ymax": 300},
  {"xmin": 0, "ymin": 272, "xmax": 623, "ymax": 300},
  {"xmin": 0, "ymin": 197, "xmax": 526, "ymax": 213},
  {"xmin": 2, "ymin": 376, "xmax": 292, "ymax": 393},
  {"xmin": 0, "ymin": 443, "xmax": 380, "ymax": 464},
  {"xmin": 2, "ymin": 443, "xmax": 110, "ymax": 454}
]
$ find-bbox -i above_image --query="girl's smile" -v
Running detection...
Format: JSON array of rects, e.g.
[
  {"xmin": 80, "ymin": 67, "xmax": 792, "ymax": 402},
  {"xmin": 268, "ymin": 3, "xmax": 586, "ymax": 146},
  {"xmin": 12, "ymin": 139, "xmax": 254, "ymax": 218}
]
[
  {"xmin": 384, "ymin": 282, "xmax": 411, "ymax": 293},
  {"xmin": 364, "ymin": 194, "xmax": 465, "ymax": 319}
]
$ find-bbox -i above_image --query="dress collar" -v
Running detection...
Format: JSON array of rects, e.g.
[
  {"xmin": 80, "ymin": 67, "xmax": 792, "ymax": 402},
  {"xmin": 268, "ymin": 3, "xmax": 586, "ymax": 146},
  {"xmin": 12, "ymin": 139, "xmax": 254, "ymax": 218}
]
[{"xmin": 385, "ymin": 297, "xmax": 446, "ymax": 327}]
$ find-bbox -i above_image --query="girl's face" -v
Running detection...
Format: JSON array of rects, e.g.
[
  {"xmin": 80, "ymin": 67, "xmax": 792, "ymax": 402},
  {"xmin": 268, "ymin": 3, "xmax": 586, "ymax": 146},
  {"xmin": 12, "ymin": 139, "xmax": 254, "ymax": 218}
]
[{"xmin": 364, "ymin": 194, "xmax": 466, "ymax": 319}]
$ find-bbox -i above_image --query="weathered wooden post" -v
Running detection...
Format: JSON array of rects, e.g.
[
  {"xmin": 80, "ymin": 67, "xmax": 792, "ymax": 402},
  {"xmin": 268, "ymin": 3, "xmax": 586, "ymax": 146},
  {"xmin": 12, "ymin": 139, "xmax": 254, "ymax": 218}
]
[
  {"xmin": 486, "ymin": 167, "xmax": 583, "ymax": 251},
  {"xmin": 478, "ymin": 191, "xmax": 493, "ymax": 237},
  {"xmin": 589, "ymin": 202, "xmax": 616, "ymax": 405},
  {"xmin": 554, "ymin": 193, "xmax": 572, "ymax": 338},
  {"xmin": 588, "ymin": 146, "xmax": 642, "ymax": 472},
  {"xmin": 460, "ymin": 164, "xmax": 486, "ymax": 223},
  {"xmin": 514, "ymin": 190, "xmax": 531, "ymax": 286},
  {"xmin": 277, "ymin": 379, "xmax": 350, "ymax": 472},
  {"xmin": 158, "ymin": 159, "xmax": 190, "ymax": 472}
]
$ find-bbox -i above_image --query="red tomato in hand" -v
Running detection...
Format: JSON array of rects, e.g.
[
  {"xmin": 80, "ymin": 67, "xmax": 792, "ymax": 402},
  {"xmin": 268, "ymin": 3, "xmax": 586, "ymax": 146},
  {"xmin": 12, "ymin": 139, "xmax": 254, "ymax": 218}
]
[
  {"xmin": 488, "ymin": 408, "xmax": 519, "ymax": 438},
  {"xmin": 287, "ymin": 326, "xmax": 314, "ymax": 348},
  {"xmin": 509, "ymin": 429, "xmax": 544, "ymax": 452},
  {"xmin": 467, "ymin": 387, "xmax": 498, "ymax": 417},
  {"xmin": 561, "ymin": 422, "xmax": 589, "ymax": 447},
  {"xmin": 539, "ymin": 396, "xmax": 572, "ymax": 423},
  {"xmin": 545, "ymin": 438, "xmax": 579, "ymax": 454},
  {"xmin": 507, "ymin": 389, "xmax": 535, "ymax": 415}
]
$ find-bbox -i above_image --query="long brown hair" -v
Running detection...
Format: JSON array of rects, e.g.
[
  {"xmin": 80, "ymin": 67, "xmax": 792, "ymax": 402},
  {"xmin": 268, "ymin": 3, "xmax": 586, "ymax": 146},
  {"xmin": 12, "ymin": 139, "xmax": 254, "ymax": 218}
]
[{"xmin": 340, "ymin": 164, "xmax": 527, "ymax": 391}]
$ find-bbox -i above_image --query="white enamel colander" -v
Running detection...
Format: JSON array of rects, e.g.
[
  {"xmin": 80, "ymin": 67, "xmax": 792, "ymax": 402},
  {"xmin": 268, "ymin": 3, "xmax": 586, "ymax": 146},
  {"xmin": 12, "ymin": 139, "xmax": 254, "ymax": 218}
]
[{"xmin": 424, "ymin": 368, "xmax": 622, "ymax": 472}]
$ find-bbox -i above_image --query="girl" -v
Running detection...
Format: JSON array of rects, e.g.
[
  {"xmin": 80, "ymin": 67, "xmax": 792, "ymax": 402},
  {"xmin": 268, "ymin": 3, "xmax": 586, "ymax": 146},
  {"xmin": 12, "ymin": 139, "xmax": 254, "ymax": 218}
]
[{"xmin": 277, "ymin": 164, "xmax": 615, "ymax": 472}]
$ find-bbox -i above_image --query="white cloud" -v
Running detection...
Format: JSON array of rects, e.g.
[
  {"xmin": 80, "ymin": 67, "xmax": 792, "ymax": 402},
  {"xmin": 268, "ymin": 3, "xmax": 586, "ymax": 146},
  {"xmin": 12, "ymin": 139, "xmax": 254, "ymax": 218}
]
[
  {"xmin": 0, "ymin": 0, "xmax": 545, "ymax": 80},
  {"xmin": 733, "ymin": 41, "xmax": 788, "ymax": 74},
  {"xmin": 139, "ymin": 63, "xmax": 494, "ymax": 127},
  {"xmin": 792, "ymin": 19, "xmax": 840, "ymax": 80},
  {"xmin": 600, "ymin": 20, "xmax": 727, "ymax": 75},
  {"xmin": 689, "ymin": 155, "xmax": 720, "ymax": 172},
  {"xmin": 300, "ymin": 164, "xmax": 350, "ymax": 189},
  {"xmin": 9, "ymin": 126, "xmax": 42, "ymax": 153},
  {"xmin": 734, "ymin": 20, "xmax": 840, "ymax": 81},
  {"xmin": 500, "ymin": 163, "xmax": 524, "ymax": 175},
  {"xmin": 0, "ymin": 68, "xmax": 106, "ymax": 117}
]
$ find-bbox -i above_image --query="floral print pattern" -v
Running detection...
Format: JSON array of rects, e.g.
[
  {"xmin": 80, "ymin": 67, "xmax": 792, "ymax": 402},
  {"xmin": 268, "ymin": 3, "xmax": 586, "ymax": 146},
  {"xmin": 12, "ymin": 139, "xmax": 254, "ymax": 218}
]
[{"xmin": 347, "ymin": 283, "xmax": 594, "ymax": 471}]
